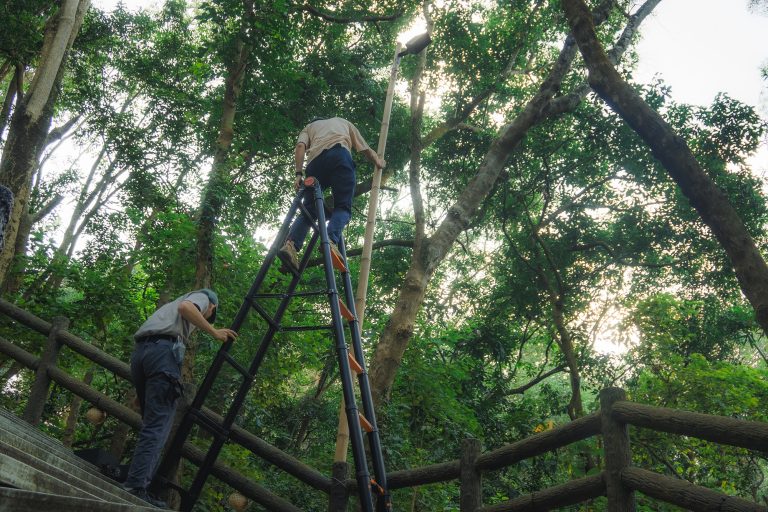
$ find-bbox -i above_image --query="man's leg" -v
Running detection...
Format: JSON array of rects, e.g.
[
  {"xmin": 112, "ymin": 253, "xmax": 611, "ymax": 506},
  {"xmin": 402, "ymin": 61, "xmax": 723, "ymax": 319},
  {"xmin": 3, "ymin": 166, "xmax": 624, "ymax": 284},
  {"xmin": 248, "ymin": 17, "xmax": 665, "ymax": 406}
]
[
  {"xmin": 124, "ymin": 340, "xmax": 180, "ymax": 506},
  {"xmin": 286, "ymin": 188, "xmax": 316, "ymax": 251},
  {"xmin": 325, "ymin": 148, "xmax": 356, "ymax": 245}
]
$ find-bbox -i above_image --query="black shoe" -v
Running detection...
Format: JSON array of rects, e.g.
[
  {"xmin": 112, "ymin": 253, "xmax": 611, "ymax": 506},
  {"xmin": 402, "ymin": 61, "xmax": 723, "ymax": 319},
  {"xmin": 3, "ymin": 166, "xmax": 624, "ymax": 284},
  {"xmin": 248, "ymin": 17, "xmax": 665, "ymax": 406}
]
[{"xmin": 126, "ymin": 487, "xmax": 168, "ymax": 509}]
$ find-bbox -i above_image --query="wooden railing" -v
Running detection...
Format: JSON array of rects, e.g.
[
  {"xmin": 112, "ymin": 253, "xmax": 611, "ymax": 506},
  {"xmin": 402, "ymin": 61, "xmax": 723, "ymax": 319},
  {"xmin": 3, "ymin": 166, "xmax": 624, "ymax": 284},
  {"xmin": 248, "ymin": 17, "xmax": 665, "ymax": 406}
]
[{"xmin": 1, "ymin": 298, "xmax": 767, "ymax": 511}]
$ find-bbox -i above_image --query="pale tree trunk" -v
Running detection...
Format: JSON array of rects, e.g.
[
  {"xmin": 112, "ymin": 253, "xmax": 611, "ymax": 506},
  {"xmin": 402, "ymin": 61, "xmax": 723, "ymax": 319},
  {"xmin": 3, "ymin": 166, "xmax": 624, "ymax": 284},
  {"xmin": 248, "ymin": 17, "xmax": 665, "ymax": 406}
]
[
  {"xmin": 563, "ymin": 0, "xmax": 768, "ymax": 335},
  {"xmin": 0, "ymin": 0, "xmax": 91, "ymax": 287},
  {"xmin": 0, "ymin": 360, "xmax": 23, "ymax": 390},
  {"xmin": 368, "ymin": 0, "xmax": 658, "ymax": 405}
]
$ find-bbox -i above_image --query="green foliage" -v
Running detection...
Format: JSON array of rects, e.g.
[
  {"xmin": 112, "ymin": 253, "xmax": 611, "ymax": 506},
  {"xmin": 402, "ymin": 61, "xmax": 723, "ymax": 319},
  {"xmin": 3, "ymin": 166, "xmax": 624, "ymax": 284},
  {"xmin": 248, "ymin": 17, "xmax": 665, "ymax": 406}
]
[
  {"xmin": 2, "ymin": 0, "xmax": 768, "ymax": 510},
  {"xmin": 0, "ymin": 0, "xmax": 55, "ymax": 66}
]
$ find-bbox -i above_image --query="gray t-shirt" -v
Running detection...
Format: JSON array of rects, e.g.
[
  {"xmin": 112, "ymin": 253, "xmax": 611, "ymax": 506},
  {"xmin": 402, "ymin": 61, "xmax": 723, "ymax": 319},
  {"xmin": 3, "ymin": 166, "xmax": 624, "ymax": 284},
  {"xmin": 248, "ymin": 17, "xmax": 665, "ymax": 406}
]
[{"xmin": 134, "ymin": 291, "xmax": 211, "ymax": 342}]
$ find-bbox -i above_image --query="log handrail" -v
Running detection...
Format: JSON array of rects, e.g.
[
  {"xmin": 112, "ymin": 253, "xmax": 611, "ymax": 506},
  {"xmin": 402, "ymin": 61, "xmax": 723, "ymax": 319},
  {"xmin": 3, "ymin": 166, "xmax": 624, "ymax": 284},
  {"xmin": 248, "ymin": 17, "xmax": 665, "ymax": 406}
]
[
  {"xmin": 0, "ymin": 298, "xmax": 131, "ymax": 380},
  {"xmin": 352, "ymin": 413, "xmax": 601, "ymax": 491},
  {"xmin": 622, "ymin": 467, "xmax": 767, "ymax": 512},
  {"xmin": 476, "ymin": 473, "xmax": 606, "ymax": 512},
  {"xmin": 200, "ymin": 408, "xmax": 332, "ymax": 493},
  {"xmin": 0, "ymin": 305, "xmax": 330, "ymax": 498},
  {"xmin": 475, "ymin": 412, "xmax": 601, "ymax": 471},
  {"xmin": 612, "ymin": 400, "xmax": 768, "ymax": 452},
  {"xmin": 2, "ymin": 300, "xmax": 768, "ymax": 512}
]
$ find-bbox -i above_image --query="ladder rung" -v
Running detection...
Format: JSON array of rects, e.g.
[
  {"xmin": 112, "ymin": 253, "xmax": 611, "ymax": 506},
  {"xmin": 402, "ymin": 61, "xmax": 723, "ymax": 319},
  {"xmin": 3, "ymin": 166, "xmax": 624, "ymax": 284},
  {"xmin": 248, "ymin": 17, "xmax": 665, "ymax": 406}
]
[
  {"xmin": 188, "ymin": 409, "xmax": 229, "ymax": 439},
  {"xmin": 250, "ymin": 301, "xmax": 280, "ymax": 330},
  {"xmin": 329, "ymin": 248, "xmax": 347, "ymax": 272},
  {"xmin": 252, "ymin": 290, "xmax": 327, "ymax": 299},
  {"xmin": 155, "ymin": 476, "xmax": 186, "ymax": 495},
  {"xmin": 359, "ymin": 413, "xmax": 374, "ymax": 433},
  {"xmin": 338, "ymin": 299, "xmax": 355, "ymax": 321},
  {"xmin": 223, "ymin": 352, "xmax": 252, "ymax": 380},
  {"xmin": 348, "ymin": 353, "xmax": 363, "ymax": 374},
  {"xmin": 282, "ymin": 324, "xmax": 334, "ymax": 332},
  {"xmin": 370, "ymin": 479, "xmax": 385, "ymax": 495}
]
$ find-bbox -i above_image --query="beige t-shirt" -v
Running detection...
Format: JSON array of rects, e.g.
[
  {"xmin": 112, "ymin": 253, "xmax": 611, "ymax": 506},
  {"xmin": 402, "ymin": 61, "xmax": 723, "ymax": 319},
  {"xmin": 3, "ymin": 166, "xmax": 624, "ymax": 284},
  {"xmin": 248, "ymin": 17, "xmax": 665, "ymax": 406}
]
[{"xmin": 297, "ymin": 117, "xmax": 371, "ymax": 164}]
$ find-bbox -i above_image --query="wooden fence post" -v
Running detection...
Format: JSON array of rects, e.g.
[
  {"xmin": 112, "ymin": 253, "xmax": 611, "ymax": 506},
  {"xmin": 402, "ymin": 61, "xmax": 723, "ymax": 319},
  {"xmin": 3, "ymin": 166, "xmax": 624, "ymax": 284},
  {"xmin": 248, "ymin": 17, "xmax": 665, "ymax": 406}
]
[
  {"xmin": 22, "ymin": 315, "xmax": 68, "ymax": 425},
  {"xmin": 600, "ymin": 387, "xmax": 635, "ymax": 512},
  {"xmin": 460, "ymin": 438, "xmax": 482, "ymax": 511},
  {"xmin": 328, "ymin": 461, "xmax": 349, "ymax": 511}
]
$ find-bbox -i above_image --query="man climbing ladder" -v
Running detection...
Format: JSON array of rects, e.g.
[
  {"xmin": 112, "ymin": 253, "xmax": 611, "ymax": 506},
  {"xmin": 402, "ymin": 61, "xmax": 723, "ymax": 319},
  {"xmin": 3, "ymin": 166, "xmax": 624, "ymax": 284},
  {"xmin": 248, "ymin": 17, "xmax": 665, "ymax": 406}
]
[
  {"xmin": 153, "ymin": 176, "xmax": 391, "ymax": 512},
  {"xmin": 278, "ymin": 116, "xmax": 386, "ymax": 274}
]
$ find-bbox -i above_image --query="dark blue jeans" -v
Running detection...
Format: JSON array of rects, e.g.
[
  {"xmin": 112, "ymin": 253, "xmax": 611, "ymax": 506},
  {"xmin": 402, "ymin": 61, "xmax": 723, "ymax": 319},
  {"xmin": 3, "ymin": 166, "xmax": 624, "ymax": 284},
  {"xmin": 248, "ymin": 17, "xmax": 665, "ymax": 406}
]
[
  {"xmin": 124, "ymin": 338, "xmax": 182, "ymax": 490},
  {"xmin": 288, "ymin": 144, "xmax": 357, "ymax": 249}
]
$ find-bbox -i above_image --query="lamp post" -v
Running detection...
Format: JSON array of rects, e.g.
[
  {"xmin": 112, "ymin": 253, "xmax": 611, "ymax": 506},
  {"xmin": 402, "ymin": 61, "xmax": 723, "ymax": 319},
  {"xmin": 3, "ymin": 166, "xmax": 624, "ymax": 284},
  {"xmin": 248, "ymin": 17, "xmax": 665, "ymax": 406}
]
[
  {"xmin": 355, "ymin": 32, "xmax": 432, "ymax": 332},
  {"xmin": 332, "ymin": 29, "xmax": 432, "ymax": 464}
]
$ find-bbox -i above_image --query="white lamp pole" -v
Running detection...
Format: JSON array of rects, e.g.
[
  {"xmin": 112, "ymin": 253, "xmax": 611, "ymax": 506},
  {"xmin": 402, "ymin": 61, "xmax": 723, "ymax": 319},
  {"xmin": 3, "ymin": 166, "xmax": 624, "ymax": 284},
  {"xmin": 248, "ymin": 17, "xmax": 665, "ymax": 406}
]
[{"xmin": 333, "ymin": 32, "xmax": 432, "ymax": 463}]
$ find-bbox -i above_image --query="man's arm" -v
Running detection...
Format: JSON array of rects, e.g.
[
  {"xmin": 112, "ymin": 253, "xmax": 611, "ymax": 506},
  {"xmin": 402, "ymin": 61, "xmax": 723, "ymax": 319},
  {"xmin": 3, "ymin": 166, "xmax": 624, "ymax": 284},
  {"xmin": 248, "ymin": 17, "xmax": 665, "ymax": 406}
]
[
  {"xmin": 294, "ymin": 142, "xmax": 306, "ymax": 189},
  {"xmin": 178, "ymin": 301, "xmax": 237, "ymax": 342},
  {"xmin": 361, "ymin": 148, "xmax": 386, "ymax": 169}
]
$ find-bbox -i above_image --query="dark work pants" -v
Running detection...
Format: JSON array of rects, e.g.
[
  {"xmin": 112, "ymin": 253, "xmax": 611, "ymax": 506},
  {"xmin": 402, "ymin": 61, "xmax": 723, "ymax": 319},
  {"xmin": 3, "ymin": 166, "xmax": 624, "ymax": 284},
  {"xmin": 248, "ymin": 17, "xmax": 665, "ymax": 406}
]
[
  {"xmin": 288, "ymin": 144, "xmax": 357, "ymax": 248},
  {"xmin": 124, "ymin": 338, "xmax": 182, "ymax": 490}
]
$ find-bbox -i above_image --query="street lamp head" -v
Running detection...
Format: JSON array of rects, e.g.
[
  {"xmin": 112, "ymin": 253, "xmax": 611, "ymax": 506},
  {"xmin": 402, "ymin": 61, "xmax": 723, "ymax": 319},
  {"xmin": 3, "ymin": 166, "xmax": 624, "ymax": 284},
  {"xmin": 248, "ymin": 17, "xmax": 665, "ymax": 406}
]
[{"xmin": 398, "ymin": 33, "xmax": 431, "ymax": 57}]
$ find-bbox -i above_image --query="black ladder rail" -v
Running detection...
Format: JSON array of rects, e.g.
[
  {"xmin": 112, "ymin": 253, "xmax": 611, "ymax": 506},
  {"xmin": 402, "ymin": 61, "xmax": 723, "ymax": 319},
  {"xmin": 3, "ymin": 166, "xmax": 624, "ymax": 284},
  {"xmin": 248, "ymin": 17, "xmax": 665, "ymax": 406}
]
[
  {"xmin": 336, "ymin": 239, "xmax": 391, "ymax": 511},
  {"xmin": 308, "ymin": 181, "xmax": 375, "ymax": 512},
  {"xmin": 153, "ymin": 177, "xmax": 389, "ymax": 511},
  {"xmin": 154, "ymin": 183, "xmax": 316, "ymax": 504},
  {"xmin": 177, "ymin": 232, "xmax": 323, "ymax": 511}
]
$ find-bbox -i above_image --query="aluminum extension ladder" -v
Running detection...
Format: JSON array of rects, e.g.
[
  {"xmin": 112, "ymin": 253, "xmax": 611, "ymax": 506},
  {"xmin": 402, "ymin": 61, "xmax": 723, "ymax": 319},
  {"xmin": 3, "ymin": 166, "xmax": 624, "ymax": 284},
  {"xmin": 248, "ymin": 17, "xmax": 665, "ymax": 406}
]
[{"xmin": 154, "ymin": 176, "xmax": 391, "ymax": 511}]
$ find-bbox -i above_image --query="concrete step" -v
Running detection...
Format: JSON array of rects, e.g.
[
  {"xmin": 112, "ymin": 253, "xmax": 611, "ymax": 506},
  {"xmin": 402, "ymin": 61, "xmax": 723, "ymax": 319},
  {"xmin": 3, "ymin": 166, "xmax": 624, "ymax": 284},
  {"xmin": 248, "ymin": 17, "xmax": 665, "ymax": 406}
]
[
  {"xmin": 0, "ymin": 418, "xmax": 110, "ymax": 486},
  {"xmin": 0, "ymin": 487, "xmax": 158, "ymax": 512},
  {"xmin": 0, "ymin": 407, "xmax": 149, "ymax": 508},
  {"xmin": 0, "ymin": 450, "xmax": 104, "ymax": 501},
  {"xmin": 0, "ymin": 432, "xmax": 145, "ymax": 505},
  {"xmin": 0, "ymin": 407, "xmax": 97, "ymax": 473}
]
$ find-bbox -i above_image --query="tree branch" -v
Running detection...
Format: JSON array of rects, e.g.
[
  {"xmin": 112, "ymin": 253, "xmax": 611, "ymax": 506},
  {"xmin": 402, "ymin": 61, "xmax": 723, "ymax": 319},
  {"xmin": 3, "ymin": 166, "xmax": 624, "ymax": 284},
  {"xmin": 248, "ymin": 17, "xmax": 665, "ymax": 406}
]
[
  {"xmin": 31, "ymin": 194, "xmax": 63, "ymax": 224},
  {"xmin": 44, "ymin": 114, "xmax": 81, "ymax": 147},
  {"xmin": 298, "ymin": 4, "xmax": 402, "ymax": 23}
]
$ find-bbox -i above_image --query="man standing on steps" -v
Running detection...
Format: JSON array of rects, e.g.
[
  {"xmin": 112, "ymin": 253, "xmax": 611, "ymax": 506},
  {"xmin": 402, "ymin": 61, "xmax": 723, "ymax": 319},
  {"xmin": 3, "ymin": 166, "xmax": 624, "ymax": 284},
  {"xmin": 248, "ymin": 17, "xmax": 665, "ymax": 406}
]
[
  {"xmin": 123, "ymin": 289, "xmax": 237, "ymax": 508},
  {"xmin": 278, "ymin": 117, "xmax": 385, "ymax": 274}
]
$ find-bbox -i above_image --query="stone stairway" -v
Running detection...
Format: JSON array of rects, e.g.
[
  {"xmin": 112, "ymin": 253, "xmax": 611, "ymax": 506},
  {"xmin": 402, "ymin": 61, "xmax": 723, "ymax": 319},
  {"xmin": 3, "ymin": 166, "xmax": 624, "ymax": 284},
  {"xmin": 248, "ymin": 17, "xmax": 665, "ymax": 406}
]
[{"xmin": 0, "ymin": 407, "xmax": 156, "ymax": 511}]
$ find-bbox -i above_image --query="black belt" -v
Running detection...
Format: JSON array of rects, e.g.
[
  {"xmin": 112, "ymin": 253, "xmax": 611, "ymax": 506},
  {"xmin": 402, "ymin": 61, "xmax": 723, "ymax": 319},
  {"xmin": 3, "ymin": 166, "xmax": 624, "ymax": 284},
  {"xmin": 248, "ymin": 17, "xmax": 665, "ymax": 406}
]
[{"xmin": 136, "ymin": 334, "xmax": 175, "ymax": 343}]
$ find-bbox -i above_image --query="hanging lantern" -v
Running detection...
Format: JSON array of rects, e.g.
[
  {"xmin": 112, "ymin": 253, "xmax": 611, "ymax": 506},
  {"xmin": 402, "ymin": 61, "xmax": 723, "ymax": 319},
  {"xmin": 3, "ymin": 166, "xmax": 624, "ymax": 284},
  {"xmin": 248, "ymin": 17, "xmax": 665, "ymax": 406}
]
[
  {"xmin": 85, "ymin": 407, "xmax": 106, "ymax": 425},
  {"xmin": 227, "ymin": 492, "xmax": 248, "ymax": 511}
]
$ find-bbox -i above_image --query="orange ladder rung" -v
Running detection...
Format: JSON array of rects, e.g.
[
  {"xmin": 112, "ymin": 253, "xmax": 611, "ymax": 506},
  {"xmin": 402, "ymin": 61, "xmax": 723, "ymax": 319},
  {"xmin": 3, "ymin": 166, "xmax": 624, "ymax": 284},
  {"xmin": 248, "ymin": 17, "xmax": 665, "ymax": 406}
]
[
  {"xmin": 329, "ymin": 247, "xmax": 347, "ymax": 272},
  {"xmin": 370, "ymin": 478, "xmax": 385, "ymax": 495},
  {"xmin": 348, "ymin": 353, "xmax": 363, "ymax": 374},
  {"xmin": 338, "ymin": 299, "xmax": 355, "ymax": 321},
  {"xmin": 358, "ymin": 413, "xmax": 374, "ymax": 433}
]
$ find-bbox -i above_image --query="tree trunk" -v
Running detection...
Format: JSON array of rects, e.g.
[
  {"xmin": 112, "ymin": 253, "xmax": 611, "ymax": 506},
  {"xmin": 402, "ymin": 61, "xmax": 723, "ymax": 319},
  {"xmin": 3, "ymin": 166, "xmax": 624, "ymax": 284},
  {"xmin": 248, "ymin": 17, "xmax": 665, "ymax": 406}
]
[
  {"xmin": 0, "ymin": 0, "xmax": 90, "ymax": 287},
  {"xmin": 193, "ymin": 5, "xmax": 252, "ymax": 289},
  {"xmin": 367, "ymin": 0, "xmax": 661, "ymax": 405},
  {"xmin": 109, "ymin": 389, "xmax": 138, "ymax": 461},
  {"xmin": 368, "ymin": 30, "xmax": 584, "ymax": 406},
  {"xmin": 562, "ymin": 0, "xmax": 768, "ymax": 335},
  {"xmin": 62, "ymin": 367, "xmax": 95, "ymax": 447},
  {"xmin": 0, "ymin": 70, "xmax": 19, "ymax": 139}
]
